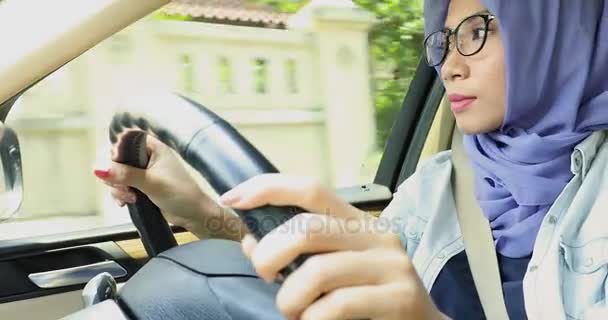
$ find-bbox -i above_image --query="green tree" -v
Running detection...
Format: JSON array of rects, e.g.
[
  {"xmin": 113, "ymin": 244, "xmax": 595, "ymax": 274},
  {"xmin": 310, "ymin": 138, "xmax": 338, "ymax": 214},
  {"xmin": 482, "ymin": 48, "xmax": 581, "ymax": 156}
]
[
  {"xmin": 357, "ymin": 0, "xmax": 424, "ymax": 147},
  {"xmin": 251, "ymin": 0, "xmax": 307, "ymax": 13},
  {"xmin": 249, "ymin": 0, "xmax": 425, "ymax": 147}
]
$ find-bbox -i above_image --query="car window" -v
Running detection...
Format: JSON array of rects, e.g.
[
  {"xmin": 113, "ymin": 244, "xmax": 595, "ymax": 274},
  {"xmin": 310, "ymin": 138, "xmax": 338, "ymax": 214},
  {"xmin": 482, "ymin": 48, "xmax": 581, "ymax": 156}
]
[{"xmin": 0, "ymin": 0, "xmax": 424, "ymax": 240}]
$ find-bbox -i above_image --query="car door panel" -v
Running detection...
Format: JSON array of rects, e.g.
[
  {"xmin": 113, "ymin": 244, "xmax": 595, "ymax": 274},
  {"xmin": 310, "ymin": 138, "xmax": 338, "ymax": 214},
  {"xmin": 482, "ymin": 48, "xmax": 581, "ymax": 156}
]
[
  {"xmin": 0, "ymin": 290, "xmax": 83, "ymax": 320},
  {"xmin": 0, "ymin": 241, "xmax": 137, "ymax": 304}
]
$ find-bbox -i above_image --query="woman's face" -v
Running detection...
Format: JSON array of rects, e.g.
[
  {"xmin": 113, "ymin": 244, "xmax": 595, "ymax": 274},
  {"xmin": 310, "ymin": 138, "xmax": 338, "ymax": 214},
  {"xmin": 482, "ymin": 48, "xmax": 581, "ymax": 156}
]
[{"xmin": 441, "ymin": 0, "xmax": 506, "ymax": 134}]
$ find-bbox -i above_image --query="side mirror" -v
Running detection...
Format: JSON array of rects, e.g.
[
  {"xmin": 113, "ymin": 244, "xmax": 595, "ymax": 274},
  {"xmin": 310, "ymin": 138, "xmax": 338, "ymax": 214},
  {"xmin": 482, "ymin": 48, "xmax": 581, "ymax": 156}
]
[{"xmin": 0, "ymin": 124, "xmax": 23, "ymax": 221}]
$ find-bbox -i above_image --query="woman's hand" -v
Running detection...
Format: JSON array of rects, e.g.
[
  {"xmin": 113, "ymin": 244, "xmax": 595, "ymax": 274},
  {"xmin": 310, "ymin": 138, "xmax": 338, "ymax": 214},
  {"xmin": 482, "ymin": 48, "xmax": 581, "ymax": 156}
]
[
  {"xmin": 220, "ymin": 174, "xmax": 445, "ymax": 320},
  {"xmin": 93, "ymin": 131, "xmax": 247, "ymax": 240}
]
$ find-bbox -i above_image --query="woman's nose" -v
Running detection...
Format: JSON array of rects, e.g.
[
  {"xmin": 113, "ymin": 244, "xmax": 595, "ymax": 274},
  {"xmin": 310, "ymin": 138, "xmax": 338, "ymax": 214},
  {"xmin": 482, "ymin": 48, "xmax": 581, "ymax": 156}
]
[{"xmin": 441, "ymin": 49, "xmax": 469, "ymax": 82}]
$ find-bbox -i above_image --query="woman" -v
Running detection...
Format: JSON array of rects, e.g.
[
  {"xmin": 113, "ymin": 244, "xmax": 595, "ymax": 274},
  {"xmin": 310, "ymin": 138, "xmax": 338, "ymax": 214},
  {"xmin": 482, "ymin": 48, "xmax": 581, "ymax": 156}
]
[{"xmin": 94, "ymin": 0, "xmax": 608, "ymax": 318}]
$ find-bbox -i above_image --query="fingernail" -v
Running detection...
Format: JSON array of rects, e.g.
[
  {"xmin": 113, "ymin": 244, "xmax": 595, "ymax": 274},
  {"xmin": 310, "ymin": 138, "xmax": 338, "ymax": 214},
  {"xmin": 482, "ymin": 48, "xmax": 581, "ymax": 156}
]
[
  {"xmin": 94, "ymin": 169, "xmax": 111, "ymax": 179},
  {"xmin": 219, "ymin": 192, "xmax": 240, "ymax": 205}
]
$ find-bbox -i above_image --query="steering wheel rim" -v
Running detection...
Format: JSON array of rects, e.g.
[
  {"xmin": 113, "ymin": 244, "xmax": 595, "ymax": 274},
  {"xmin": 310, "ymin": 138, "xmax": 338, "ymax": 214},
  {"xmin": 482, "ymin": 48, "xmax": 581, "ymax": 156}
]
[{"xmin": 108, "ymin": 93, "xmax": 306, "ymax": 273}]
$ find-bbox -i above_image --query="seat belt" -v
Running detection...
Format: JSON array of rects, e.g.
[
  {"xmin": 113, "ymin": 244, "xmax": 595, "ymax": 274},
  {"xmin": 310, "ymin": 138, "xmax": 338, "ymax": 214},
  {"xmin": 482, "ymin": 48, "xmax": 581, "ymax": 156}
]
[{"xmin": 450, "ymin": 128, "xmax": 510, "ymax": 320}]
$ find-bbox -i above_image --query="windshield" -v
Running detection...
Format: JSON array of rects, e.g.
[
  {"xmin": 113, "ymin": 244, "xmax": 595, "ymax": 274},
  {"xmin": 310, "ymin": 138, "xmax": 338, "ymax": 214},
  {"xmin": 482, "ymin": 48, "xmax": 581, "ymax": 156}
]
[
  {"xmin": 0, "ymin": 0, "xmax": 167, "ymax": 105},
  {"xmin": 0, "ymin": 0, "xmax": 424, "ymax": 241}
]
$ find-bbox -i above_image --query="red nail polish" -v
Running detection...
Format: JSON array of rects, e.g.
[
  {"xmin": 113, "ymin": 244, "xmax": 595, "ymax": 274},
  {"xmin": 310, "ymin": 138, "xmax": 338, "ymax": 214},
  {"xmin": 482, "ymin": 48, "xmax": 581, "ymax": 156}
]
[{"xmin": 94, "ymin": 170, "xmax": 111, "ymax": 179}]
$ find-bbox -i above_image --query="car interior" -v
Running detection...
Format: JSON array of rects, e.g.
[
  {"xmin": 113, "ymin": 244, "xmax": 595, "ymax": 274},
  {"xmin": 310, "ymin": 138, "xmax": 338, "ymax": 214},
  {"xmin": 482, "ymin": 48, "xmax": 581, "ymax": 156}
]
[
  {"xmin": 0, "ymin": 0, "xmax": 492, "ymax": 319},
  {"xmin": 0, "ymin": 70, "xmax": 467, "ymax": 320}
]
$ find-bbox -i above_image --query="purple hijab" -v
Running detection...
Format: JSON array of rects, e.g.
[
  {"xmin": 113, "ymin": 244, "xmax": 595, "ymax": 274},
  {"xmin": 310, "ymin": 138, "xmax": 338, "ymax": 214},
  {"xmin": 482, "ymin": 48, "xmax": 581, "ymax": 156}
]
[{"xmin": 424, "ymin": 1, "xmax": 608, "ymax": 258}]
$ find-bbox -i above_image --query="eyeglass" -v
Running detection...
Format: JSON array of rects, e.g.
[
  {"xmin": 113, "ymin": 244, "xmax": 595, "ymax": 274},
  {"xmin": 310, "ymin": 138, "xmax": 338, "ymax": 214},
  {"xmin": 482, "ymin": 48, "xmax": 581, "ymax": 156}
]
[{"xmin": 424, "ymin": 13, "xmax": 496, "ymax": 67}]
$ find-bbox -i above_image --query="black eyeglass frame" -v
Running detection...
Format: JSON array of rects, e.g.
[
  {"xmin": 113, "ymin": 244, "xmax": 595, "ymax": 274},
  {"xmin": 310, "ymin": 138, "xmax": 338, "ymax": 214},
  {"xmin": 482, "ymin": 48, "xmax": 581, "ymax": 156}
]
[{"xmin": 424, "ymin": 13, "xmax": 496, "ymax": 67}]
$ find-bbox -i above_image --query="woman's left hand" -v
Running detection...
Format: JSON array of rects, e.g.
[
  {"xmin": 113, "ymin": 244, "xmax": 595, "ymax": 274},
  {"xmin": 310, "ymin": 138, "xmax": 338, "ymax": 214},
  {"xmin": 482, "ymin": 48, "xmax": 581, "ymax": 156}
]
[{"xmin": 219, "ymin": 174, "xmax": 445, "ymax": 320}]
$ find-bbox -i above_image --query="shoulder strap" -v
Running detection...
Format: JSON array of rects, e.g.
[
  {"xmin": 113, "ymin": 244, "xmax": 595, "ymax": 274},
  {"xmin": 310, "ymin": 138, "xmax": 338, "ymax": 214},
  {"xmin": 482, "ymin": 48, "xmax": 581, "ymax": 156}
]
[{"xmin": 450, "ymin": 128, "xmax": 509, "ymax": 320}]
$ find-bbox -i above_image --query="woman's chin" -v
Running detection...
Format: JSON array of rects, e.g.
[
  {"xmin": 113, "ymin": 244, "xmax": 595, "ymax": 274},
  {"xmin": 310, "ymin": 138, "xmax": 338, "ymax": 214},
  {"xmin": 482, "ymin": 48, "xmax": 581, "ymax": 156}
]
[{"xmin": 455, "ymin": 115, "xmax": 502, "ymax": 135}]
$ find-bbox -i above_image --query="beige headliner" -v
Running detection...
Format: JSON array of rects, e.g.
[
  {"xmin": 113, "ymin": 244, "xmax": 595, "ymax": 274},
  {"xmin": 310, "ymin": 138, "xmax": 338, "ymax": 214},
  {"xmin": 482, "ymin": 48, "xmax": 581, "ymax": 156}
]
[{"xmin": 0, "ymin": 0, "xmax": 170, "ymax": 105}]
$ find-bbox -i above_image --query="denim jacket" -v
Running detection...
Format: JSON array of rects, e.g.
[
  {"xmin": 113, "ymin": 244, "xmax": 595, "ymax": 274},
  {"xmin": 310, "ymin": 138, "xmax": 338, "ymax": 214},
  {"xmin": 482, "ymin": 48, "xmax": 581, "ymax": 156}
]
[{"xmin": 381, "ymin": 131, "xmax": 608, "ymax": 319}]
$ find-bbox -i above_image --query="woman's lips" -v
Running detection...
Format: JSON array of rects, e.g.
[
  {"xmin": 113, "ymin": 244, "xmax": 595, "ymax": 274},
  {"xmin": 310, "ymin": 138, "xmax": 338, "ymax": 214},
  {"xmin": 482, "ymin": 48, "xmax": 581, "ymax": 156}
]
[{"xmin": 448, "ymin": 94, "xmax": 477, "ymax": 113}]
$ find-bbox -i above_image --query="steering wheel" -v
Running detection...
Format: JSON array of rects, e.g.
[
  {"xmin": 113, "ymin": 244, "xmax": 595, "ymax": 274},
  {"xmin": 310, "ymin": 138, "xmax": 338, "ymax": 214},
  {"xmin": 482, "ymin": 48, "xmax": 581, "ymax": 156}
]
[
  {"xmin": 111, "ymin": 93, "xmax": 307, "ymax": 265},
  {"xmin": 67, "ymin": 93, "xmax": 308, "ymax": 319}
]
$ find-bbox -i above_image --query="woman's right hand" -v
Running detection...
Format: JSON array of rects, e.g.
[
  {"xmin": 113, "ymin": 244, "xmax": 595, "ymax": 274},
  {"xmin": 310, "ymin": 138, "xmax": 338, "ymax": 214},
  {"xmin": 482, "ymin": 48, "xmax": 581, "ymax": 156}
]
[{"xmin": 93, "ymin": 132, "xmax": 247, "ymax": 240}]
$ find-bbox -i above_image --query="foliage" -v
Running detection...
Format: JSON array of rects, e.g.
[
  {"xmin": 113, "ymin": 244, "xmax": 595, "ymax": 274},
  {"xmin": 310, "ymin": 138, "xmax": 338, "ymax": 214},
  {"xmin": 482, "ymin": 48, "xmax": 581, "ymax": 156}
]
[
  {"xmin": 356, "ymin": 0, "xmax": 424, "ymax": 147},
  {"xmin": 152, "ymin": 10, "xmax": 193, "ymax": 21},
  {"xmin": 250, "ymin": 0, "xmax": 308, "ymax": 13}
]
